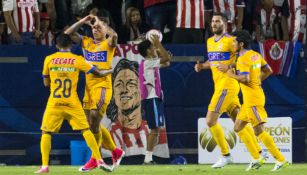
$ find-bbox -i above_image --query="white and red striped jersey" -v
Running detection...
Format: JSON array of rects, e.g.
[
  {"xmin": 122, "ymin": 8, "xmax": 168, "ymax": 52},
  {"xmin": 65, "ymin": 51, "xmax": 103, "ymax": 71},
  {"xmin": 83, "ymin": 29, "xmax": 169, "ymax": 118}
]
[
  {"xmin": 288, "ymin": 0, "xmax": 306, "ymax": 43},
  {"xmin": 101, "ymin": 120, "xmax": 169, "ymax": 158},
  {"xmin": 2, "ymin": 0, "xmax": 39, "ymax": 33},
  {"xmin": 206, "ymin": 0, "xmax": 245, "ymax": 32},
  {"xmin": 39, "ymin": 30, "xmax": 54, "ymax": 46},
  {"xmin": 176, "ymin": 0, "xmax": 205, "ymax": 29}
]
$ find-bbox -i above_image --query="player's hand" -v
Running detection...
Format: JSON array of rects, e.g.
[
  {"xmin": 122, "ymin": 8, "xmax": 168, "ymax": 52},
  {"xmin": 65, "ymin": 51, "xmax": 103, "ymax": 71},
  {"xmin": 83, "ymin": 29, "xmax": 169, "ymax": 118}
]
[
  {"xmin": 194, "ymin": 61, "xmax": 203, "ymax": 72},
  {"xmin": 226, "ymin": 69, "xmax": 235, "ymax": 77},
  {"xmin": 217, "ymin": 63, "xmax": 229, "ymax": 73},
  {"xmin": 81, "ymin": 15, "xmax": 95, "ymax": 26},
  {"xmin": 150, "ymin": 34, "xmax": 160, "ymax": 47}
]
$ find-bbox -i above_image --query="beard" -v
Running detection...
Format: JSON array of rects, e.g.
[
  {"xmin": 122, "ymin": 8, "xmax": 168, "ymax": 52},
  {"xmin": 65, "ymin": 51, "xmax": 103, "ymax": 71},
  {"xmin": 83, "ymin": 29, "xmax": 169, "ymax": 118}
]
[{"xmin": 212, "ymin": 26, "xmax": 224, "ymax": 35}]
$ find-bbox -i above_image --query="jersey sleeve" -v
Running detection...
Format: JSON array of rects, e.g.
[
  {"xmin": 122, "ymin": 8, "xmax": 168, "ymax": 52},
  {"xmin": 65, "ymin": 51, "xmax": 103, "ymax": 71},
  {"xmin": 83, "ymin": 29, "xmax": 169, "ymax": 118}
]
[
  {"xmin": 76, "ymin": 56, "xmax": 95, "ymax": 73},
  {"xmin": 260, "ymin": 54, "xmax": 269, "ymax": 68},
  {"xmin": 2, "ymin": 0, "xmax": 14, "ymax": 12},
  {"xmin": 42, "ymin": 56, "xmax": 50, "ymax": 78},
  {"xmin": 236, "ymin": 56, "xmax": 251, "ymax": 75}
]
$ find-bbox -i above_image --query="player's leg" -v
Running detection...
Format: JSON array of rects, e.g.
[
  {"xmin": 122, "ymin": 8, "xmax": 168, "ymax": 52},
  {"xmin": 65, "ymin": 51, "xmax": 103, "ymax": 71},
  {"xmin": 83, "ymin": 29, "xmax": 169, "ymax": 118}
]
[
  {"xmin": 234, "ymin": 110, "xmax": 264, "ymax": 171},
  {"xmin": 143, "ymin": 98, "xmax": 165, "ymax": 164},
  {"xmin": 251, "ymin": 106, "xmax": 288, "ymax": 171},
  {"xmin": 35, "ymin": 108, "xmax": 63, "ymax": 173},
  {"xmin": 228, "ymin": 98, "xmax": 263, "ymax": 157},
  {"xmin": 67, "ymin": 108, "xmax": 113, "ymax": 172},
  {"xmin": 207, "ymin": 89, "xmax": 232, "ymax": 168}
]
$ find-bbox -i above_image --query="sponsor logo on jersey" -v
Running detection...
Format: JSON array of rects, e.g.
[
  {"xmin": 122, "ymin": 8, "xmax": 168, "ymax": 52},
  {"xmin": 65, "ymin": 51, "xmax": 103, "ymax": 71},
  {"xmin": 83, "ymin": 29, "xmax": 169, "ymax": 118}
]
[
  {"xmin": 50, "ymin": 67, "xmax": 76, "ymax": 72},
  {"xmin": 85, "ymin": 50, "xmax": 107, "ymax": 62},
  {"xmin": 208, "ymin": 52, "xmax": 231, "ymax": 61}
]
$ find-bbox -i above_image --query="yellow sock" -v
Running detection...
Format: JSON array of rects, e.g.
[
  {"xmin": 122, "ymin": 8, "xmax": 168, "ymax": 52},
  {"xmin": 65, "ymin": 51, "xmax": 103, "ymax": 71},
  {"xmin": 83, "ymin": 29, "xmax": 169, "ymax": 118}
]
[
  {"xmin": 100, "ymin": 125, "xmax": 116, "ymax": 151},
  {"xmin": 41, "ymin": 133, "xmax": 51, "ymax": 166},
  {"xmin": 245, "ymin": 125, "xmax": 262, "ymax": 153},
  {"xmin": 93, "ymin": 130, "xmax": 102, "ymax": 148},
  {"xmin": 237, "ymin": 129, "xmax": 260, "ymax": 159},
  {"xmin": 83, "ymin": 130, "xmax": 102, "ymax": 160},
  {"xmin": 258, "ymin": 131, "xmax": 285, "ymax": 162},
  {"xmin": 209, "ymin": 123, "xmax": 229, "ymax": 155}
]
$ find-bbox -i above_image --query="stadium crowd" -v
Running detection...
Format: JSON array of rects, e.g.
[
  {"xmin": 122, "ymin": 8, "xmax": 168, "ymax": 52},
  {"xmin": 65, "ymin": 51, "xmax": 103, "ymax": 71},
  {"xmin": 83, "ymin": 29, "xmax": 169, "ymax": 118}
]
[{"xmin": 0, "ymin": 0, "xmax": 305, "ymax": 45}]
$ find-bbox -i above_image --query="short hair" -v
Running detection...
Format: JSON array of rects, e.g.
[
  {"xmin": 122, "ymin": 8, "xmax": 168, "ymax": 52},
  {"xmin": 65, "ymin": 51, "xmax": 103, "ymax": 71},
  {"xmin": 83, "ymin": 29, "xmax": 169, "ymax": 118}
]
[
  {"xmin": 212, "ymin": 12, "xmax": 228, "ymax": 23},
  {"xmin": 232, "ymin": 30, "xmax": 252, "ymax": 49},
  {"xmin": 56, "ymin": 34, "xmax": 72, "ymax": 48},
  {"xmin": 137, "ymin": 40, "xmax": 152, "ymax": 58}
]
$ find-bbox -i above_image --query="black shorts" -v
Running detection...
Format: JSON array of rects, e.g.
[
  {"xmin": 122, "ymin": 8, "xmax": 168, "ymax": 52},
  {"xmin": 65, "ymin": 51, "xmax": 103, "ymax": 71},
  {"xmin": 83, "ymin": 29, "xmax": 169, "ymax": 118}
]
[{"xmin": 141, "ymin": 98, "xmax": 165, "ymax": 129}]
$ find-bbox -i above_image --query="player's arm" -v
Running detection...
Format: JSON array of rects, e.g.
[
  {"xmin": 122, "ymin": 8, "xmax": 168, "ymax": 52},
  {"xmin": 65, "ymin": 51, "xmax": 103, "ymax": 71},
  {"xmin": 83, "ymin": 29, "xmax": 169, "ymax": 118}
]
[
  {"xmin": 43, "ymin": 77, "xmax": 50, "ymax": 87},
  {"xmin": 195, "ymin": 60, "xmax": 210, "ymax": 72},
  {"xmin": 227, "ymin": 69, "xmax": 250, "ymax": 83},
  {"xmin": 260, "ymin": 63, "xmax": 273, "ymax": 81},
  {"xmin": 90, "ymin": 67, "xmax": 113, "ymax": 77},
  {"xmin": 150, "ymin": 35, "xmax": 171, "ymax": 65},
  {"xmin": 3, "ymin": 0, "xmax": 21, "ymax": 42},
  {"xmin": 64, "ymin": 15, "xmax": 95, "ymax": 43}
]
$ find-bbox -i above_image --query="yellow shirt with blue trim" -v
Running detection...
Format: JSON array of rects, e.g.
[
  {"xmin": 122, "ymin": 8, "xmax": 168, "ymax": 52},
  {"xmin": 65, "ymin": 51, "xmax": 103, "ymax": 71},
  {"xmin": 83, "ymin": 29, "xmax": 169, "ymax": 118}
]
[
  {"xmin": 207, "ymin": 33, "xmax": 239, "ymax": 90},
  {"xmin": 81, "ymin": 36, "xmax": 115, "ymax": 88},
  {"xmin": 236, "ymin": 50, "xmax": 268, "ymax": 107},
  {"xmin": 42, "ymin": 51, "xmax": 94, "ymax": 108}
]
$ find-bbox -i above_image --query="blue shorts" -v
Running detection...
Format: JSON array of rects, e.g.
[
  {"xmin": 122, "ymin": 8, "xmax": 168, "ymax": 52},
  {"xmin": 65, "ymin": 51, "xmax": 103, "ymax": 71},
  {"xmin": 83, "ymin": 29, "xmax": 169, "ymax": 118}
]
[{"xmin": 141, "ymin": 98, "xmax": 165, "ymax": 129}]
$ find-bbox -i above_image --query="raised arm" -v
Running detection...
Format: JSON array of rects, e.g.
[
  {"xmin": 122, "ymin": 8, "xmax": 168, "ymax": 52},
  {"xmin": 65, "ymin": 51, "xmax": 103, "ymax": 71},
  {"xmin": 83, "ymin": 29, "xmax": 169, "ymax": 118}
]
[
  {"xmin": 150, "ymin": 35, "xmax": 171, "ymax": 65},
  {"xmin": 64, "ymin": 15, "xmax": 95, "ymax": 43}
]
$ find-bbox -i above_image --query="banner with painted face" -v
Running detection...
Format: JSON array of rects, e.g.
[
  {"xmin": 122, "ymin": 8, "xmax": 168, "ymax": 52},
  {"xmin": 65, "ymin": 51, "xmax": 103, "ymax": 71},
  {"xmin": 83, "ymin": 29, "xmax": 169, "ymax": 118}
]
[{"xmin": 100, "ymin": 44, "xmax": 170, "ymax": 158}]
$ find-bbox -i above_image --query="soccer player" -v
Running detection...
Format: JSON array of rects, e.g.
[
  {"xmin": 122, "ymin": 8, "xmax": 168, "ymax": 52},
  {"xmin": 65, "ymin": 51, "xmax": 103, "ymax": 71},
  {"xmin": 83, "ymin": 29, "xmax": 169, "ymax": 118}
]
[
  {"xmin": 194, "ymin": 12, "xmax": 264, "ymax": 168},
  {"xmin": 35, "ymin": 34, "xmax": 113, "ymax": 173},
  {"xmin": 64, "ymin": 12, "xmax": 125, "ymax": 172},
  {"xmin": 137, "ymin": 35, "xmax": 171, "ymax": 164},
  {"xmin": 225, "ymin": 30, "xmax": 289, "ymax": 171}
]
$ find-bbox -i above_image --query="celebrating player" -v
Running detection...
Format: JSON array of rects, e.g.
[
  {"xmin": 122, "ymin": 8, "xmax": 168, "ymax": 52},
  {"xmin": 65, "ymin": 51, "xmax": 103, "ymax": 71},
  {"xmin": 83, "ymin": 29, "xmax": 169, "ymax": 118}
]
[
  {"xmin": 195, "ymin": 12, "xmax": 264, "ymax": 168},
  {"xmin": 65, "ymin": 12, "xmax": 125, "ymax": 172},
  {"xmin": 224, "ymin": 30, "xmax": 289, "ymax": 171},
  {"xmin": 35, "ymin": 34, "xmax": 113, "ymax": 173}
]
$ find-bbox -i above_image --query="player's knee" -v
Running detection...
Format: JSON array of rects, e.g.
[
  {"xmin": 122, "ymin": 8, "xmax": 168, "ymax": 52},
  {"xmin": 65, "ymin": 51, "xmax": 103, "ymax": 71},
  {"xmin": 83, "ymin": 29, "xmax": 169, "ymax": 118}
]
[{"xmin": 206, "ymin": 118, "xmax": 217, "ymax": 127}]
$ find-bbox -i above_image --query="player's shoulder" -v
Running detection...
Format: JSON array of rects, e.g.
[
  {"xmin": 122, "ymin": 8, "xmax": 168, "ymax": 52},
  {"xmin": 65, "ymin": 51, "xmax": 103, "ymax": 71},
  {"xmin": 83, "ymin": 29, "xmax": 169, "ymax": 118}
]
[{"xmin": 224, "ymin": 33, "xmax": 233, "ymax": 38}]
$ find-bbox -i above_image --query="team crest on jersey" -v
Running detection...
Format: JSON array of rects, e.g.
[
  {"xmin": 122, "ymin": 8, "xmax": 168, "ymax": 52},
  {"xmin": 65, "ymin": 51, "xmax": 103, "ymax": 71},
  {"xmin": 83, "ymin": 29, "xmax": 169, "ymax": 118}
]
[
  {"xmin": 217, "ymin": 44, "xmax": 223, "ymax": 51},
  {"xmin": 85, "ymin": 51, "xmax": 107, "ymax": 62},
  {"xmin": 269, "ymin": 42, "xmax": 283, "ymax": 60}
]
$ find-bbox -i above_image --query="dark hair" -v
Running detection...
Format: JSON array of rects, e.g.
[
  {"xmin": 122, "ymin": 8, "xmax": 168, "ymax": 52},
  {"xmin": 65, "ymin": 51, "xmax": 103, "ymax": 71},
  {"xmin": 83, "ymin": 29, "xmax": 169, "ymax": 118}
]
[
  {"xmin": 106, "ymin": 59, "xmax": 139, "ymax": 121},
  {"xmin": 232, "ymin": 30, "xmax": 252, "ymax": 49},
  {"xmin": 56, "ymin": 34, "xmax": 72, "ymax": 48},
  {"xmin": 212, "ymin": 12, "xmax": 228, "ymax": 23},
  {"xmin": 137, "ymin": 40, "xmax": 151, "ymax": 57},
  {"xmin": 81, "ymin": 4, "xmax": 98, "ymax": 17},
  {"xmin": 96, "ymin": 8, "xmax": 115, "ymax": 29}
]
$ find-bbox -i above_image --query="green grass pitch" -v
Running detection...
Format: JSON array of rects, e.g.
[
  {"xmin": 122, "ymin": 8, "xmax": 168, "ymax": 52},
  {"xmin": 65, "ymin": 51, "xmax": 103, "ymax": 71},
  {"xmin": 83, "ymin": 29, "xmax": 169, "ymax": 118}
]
[{"xmin": 0, "ymin": 164, "xmax": 307, "ymax": 175}]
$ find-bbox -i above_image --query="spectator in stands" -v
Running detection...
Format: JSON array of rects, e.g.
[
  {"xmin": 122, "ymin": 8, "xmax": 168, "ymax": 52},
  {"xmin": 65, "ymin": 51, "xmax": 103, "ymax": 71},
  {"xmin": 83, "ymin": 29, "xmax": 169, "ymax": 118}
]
[
  {"xmin": 118, "ymin": 7, "xmax": 149, "ymax": 44},
  {"xmin": 37, "ymin": 12, "xmax": 54, "ymax": 46},
  {"xmin": 205, "ymin": 0, "xmax": 245, "ymax": 33},
  {"xmin": 3, "ymin": 0, "xmax": 41, "ymax": 45},
  {"xmin": 253, "ymin": 0, "xmax": 290, "ymax": 41},
  {"xmin": 172, "ymin": 0, "xmax": 206, "ymax": 44},
  {"xmin": 0, "ymin": 1, "xmax": 7, "ymax": 44},
  {"xmin": 38, "ymin": 0, "xmax": 56, "ymax": 31},
  {"xmin": 54, "ymin": 0, "xmax": 72, "ymax": 31},
  {"xmin": 144, "ymin": 0, "xmax": 176, "ymax": 43}
]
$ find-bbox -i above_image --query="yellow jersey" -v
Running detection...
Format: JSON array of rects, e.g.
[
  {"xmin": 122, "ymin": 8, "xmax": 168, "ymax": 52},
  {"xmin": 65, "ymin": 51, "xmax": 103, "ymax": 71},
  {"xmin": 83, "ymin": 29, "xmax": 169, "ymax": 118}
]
[
  {"xmin": 236, "ymin": 50, "xmax": 268, "ymax": 107},
  {"xmin": 81, "ymin": 36, "xmax": 115, "ymax": 88},
  {"xmin": 42, "ymin": 51, "xmax": 94, "ymax": 108},
  {"xmin": 207, "ymin": 33, "xmax": 239, "ymax": 90}
]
